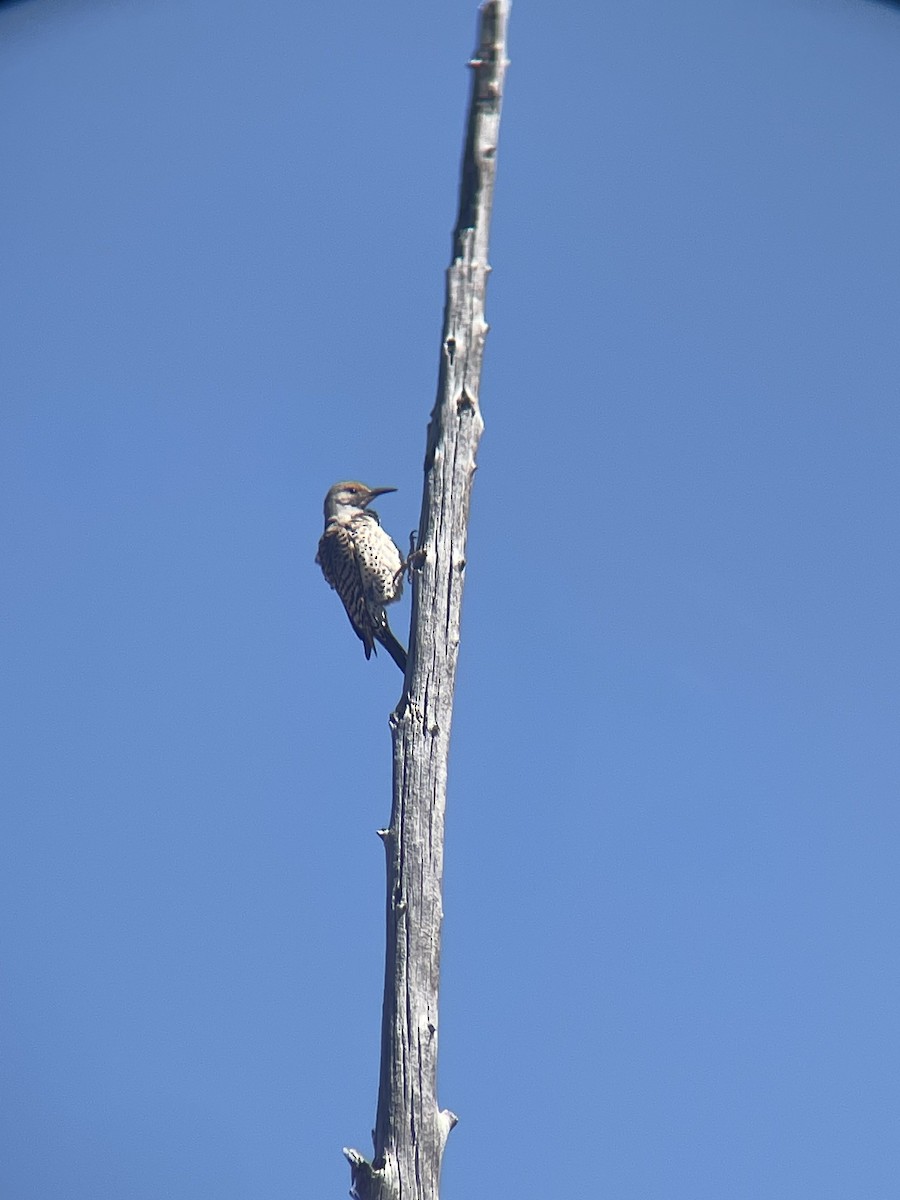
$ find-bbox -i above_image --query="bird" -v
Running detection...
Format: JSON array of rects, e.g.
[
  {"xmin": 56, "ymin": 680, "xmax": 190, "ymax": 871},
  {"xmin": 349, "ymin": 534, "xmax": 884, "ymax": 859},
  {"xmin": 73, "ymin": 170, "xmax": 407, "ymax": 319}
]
[{"xmin": 315, "ymin": 480, "xmax": 408, "ymax": 673}]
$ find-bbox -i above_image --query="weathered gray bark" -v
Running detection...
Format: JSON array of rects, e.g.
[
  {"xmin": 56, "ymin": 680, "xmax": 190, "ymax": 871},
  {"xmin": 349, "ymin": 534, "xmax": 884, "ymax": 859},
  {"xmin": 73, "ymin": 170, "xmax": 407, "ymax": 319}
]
[{"xmin": 342, "ymin": 4, "xmax": 510, "ymax": 1198}]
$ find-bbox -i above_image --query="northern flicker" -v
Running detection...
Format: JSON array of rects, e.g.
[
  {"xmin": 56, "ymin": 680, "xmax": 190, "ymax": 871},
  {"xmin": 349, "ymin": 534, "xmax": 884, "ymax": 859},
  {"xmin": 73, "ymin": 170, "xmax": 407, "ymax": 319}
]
[{"xmin": 315, "ymin": 480, "xmax": 407, "ymax": 673}]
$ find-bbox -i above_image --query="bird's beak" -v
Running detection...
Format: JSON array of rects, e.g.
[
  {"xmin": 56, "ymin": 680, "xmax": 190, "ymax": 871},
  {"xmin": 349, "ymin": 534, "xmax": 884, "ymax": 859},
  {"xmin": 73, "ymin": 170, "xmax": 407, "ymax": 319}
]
[{"xmin": 367, "ymin": 486, "xmax": 397, "ymax": 499}]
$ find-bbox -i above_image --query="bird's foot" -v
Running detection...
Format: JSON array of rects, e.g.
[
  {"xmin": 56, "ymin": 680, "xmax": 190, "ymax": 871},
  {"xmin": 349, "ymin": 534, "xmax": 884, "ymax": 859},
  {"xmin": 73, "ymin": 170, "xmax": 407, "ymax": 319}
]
[{"xmin": 401, "ymin": 531, "xmax": 426, "ymax": 584}]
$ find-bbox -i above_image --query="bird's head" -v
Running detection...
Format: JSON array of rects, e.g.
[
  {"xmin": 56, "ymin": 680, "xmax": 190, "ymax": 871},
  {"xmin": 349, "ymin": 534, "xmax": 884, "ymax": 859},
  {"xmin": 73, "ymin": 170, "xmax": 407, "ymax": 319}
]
[{"xmin": 323, "ymin": 480, "xmax": 397, "ymax": 520}]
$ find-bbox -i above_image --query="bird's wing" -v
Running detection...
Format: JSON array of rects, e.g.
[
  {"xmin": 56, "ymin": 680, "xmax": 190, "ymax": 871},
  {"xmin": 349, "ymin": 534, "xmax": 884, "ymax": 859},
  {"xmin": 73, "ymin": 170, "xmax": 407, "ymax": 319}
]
[{"xmin": 316, "ymin": 523, "xmax": 377, "ymax": 658}]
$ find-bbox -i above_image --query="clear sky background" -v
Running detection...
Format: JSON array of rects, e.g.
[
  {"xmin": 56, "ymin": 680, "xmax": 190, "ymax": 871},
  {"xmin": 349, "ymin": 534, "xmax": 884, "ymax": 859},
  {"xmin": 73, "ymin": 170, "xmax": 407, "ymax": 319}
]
[{"xmin": 2, "ymin": 1, "xmax": 899, "ymax": 1196}]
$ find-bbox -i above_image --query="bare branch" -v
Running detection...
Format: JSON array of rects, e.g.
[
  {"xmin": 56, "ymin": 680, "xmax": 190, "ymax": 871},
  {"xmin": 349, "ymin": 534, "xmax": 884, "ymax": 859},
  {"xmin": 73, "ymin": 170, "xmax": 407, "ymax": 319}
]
[{"xmin": 342, "ymin": 4, "xmax": 510, "ymax": 1198}]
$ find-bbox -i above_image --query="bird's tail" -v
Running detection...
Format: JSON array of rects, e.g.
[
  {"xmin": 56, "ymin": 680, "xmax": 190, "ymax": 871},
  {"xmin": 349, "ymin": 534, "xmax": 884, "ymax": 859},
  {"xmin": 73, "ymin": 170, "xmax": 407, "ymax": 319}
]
[{"xmin": 377, "ymin": 624, "xmax": 408, "ymax": 674}]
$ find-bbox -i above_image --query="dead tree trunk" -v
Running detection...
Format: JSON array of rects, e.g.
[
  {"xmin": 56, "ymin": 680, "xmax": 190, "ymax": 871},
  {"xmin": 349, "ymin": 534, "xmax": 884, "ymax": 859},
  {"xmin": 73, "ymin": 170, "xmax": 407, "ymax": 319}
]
[{"xmin": 343, "ymin": 4, "xmax": 510, "ymax": 1198}]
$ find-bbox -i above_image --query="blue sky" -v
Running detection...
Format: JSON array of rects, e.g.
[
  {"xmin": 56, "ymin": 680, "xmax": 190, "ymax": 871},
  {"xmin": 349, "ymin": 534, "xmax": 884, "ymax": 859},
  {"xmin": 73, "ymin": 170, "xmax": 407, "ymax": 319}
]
[{"xmin": 2, "ymin": 1, "xmax": 900, "ymax": 1196}]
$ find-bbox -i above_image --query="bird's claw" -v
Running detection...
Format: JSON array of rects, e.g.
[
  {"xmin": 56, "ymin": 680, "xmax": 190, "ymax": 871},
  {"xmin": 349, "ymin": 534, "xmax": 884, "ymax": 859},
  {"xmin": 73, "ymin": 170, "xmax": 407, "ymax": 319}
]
[{"xmin": 403, "ymin": 531, "xmax": 426, "ymax": 583}]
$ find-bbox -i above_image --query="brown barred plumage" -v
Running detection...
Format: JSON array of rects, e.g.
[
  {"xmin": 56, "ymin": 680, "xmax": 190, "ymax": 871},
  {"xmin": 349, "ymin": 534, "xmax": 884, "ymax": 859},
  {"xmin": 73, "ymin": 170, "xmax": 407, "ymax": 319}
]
[{"xmin": 316, "ymin": 481, "xmax": 407, "ymax": 672}]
